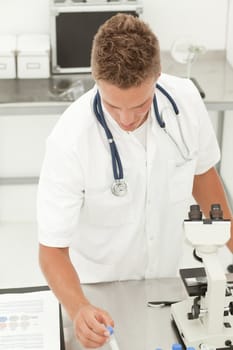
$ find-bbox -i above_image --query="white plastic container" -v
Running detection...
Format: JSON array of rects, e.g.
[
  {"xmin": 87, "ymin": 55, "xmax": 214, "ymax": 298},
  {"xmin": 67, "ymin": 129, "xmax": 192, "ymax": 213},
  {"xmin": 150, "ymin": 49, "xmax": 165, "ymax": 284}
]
[
  {"xmin": 17, "ymin": 34, "xmax": 50, "ymax": 78},
  {"xmin": 0, "ymin": 35, "xmax": 16, "ymax": 79}
]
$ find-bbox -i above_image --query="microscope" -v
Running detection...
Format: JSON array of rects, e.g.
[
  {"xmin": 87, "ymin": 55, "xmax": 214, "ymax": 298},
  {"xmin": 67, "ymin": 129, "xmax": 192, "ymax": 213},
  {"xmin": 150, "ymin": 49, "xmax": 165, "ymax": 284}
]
[{"xmin": 171, "ymin": 204, "xmax": 233, "ymax": 350}]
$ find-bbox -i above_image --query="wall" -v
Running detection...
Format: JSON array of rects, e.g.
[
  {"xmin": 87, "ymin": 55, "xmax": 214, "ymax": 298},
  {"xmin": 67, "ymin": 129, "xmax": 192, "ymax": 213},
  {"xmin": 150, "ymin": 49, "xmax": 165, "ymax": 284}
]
[
  {"xmin": 0, "ymin": 0, "xmax": 49, "ymax": 35},
  {"xmin": 226, "ymin": 0, "xmax": 233, "ymax": 67},
  {"xmin": 142, "ymin": 0, "xmax": 229, "ymax": 50},
  {"xmin": 0, "ymin": 0, "xmax": 230, "ymax": 50}
]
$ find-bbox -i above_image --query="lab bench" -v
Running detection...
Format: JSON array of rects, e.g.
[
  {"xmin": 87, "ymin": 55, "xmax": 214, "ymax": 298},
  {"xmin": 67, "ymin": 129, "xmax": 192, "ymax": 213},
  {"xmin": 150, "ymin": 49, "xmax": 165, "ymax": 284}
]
[
  {"xmin": 1, "ymin": 50, "xmax": 233, "ymax": 112},
  {"xmin": 63, "ymin": 278, "xmax": 187, "ymax": 350},
  {"xmin": 0, "ymin": 223, "xmax": 186, "ymax": 350}
]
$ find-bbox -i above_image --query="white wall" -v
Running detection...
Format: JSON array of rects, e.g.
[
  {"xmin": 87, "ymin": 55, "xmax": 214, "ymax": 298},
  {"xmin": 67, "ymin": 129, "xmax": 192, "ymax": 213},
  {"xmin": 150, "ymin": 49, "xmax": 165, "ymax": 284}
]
[
  {"xmin": 142, "ymin": 0, "xmax": 229, "ymax": 50},
  {"xmin": 0, "ymin": 0, "xmax": 230, "ymax": 50},
  {"xmin": 0, "ymin": 0, "xmax": 49, "ymax": 35},
  {"xmin": 226, "ymin": 0, "xmax": 233, "ymax": 67}
]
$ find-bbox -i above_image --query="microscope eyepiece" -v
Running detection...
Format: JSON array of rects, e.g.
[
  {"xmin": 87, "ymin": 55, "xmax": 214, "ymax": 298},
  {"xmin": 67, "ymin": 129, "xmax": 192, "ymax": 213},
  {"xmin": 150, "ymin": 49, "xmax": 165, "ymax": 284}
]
[
  {"xmin": 188, "ymin": 204, "xmax": 202, "ymax": 221},
  {"xmin": 209, "ymin": 203, "xmax": 223, "ymax": 220}
]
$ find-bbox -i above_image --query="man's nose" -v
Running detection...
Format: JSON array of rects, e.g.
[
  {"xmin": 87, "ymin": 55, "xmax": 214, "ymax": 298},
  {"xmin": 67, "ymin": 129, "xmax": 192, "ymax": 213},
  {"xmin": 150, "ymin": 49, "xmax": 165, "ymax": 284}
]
[{"xmin": 119, "ymin": 110, "xmax": 134, "ymax": 125}]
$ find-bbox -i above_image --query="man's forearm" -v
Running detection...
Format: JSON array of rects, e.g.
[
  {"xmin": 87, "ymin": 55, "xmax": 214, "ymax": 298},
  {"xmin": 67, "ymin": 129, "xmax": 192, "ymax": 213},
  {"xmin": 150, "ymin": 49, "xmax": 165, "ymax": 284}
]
[
  {"xmin": 39, "ymin": 244, "xmax": 89, "ymax": 320},
  {"xmin": 192, "ymin": 167, "xmax": 233, "ymax": 252}
]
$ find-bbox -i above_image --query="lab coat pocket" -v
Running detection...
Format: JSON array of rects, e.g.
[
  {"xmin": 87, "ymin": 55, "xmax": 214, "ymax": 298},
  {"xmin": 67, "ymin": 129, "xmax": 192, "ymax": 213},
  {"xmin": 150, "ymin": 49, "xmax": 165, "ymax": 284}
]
[
  {"xmin": 168, "ymin": 159, "xmax": 196, "ymax": 203},
  {"xmin": 85, "ymin": 189, "xmax": 133, "ymax": 227}
]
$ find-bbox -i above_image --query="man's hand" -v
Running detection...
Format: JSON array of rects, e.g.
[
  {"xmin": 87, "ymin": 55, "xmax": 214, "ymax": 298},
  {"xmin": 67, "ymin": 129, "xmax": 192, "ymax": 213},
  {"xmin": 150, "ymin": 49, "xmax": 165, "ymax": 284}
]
[{"xmin": 73, "ymin": 303, "xmax": 114, "ymax": 348}]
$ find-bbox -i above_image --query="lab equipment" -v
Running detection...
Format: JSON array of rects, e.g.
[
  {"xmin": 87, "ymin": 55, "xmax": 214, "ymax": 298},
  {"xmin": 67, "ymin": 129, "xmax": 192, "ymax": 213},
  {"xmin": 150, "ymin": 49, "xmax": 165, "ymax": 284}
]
[
  {"xmin": 106, "ymin": 326, "xmax": 120, "ymax": 350},
  {"xmin": 171, "ymin": 38, "xmax": 206, "ymax": 79},
  {"xmin": 50, "ymin": 1, "xmax": 143, "ymax": 73},
  {"xmin": 171, "ymin": 204, "xmax": 233, "ymax": 350},
  {"xmin": 49, "ymin": 78, "xmax": 85, "ymax": 101},
  {"xmin": 94, "ymin": 84, "xmax": 192, "ymax": 197},
  {"xmin": 147, "ymin": 300, "xmax": 180, "ymax": 307},
  {"xmin": 171, "ymin": 38, "xmax": 206, "ymax": 98}
]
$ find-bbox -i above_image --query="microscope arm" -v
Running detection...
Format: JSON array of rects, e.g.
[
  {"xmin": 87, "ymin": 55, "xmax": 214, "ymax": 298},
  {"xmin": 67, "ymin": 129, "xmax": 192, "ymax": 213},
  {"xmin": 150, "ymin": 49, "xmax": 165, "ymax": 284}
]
[{"xmin": 200, "ymin": 251, "xmax": 227, "ymax": 334}]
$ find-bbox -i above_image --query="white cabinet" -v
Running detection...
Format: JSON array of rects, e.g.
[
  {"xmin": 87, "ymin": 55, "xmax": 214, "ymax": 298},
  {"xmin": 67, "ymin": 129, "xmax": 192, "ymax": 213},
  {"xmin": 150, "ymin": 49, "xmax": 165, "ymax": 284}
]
[
  {"xmin": 0, "ymin": 113, "xmax": 59, "ymax": 221},
  {"xmin": 0, "ymin": 112, "xmax": 60, "ymax": 287}
]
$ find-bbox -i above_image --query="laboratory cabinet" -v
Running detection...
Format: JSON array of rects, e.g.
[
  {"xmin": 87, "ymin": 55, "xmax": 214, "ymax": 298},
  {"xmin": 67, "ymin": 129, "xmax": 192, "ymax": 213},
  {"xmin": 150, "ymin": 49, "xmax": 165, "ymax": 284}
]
[
  {"xmin": 0, "ymin": 113, "xmax": 59, "ymax": 221},
  {"xmin": 0, "ymin": 112, "xmax": 60, "ymax": 288}
]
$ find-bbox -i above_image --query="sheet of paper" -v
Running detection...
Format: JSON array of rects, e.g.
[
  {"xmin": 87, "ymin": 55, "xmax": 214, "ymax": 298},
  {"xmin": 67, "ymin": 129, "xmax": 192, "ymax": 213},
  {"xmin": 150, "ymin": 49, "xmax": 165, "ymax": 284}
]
[{"xmin": 0, "ymin": 290, "xmax": 61, "ymax": 350}]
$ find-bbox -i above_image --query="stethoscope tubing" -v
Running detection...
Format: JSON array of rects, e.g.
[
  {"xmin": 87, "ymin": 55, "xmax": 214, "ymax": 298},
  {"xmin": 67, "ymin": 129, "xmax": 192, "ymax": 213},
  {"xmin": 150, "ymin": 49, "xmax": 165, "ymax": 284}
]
[
  {"xmin": 94, "ymin": 91, "xmax": 123, "ymax": 180},
  {"xmin": 93, "ymin": 83, "xmax": 191, "ymax": 195}
]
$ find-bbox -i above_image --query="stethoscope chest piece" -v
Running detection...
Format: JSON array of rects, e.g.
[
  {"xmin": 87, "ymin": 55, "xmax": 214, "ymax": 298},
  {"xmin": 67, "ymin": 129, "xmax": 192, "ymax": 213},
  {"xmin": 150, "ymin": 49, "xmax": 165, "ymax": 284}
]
[{"xmin": 111, "ymin": 179, "xmax": 127, "ymax": 197}]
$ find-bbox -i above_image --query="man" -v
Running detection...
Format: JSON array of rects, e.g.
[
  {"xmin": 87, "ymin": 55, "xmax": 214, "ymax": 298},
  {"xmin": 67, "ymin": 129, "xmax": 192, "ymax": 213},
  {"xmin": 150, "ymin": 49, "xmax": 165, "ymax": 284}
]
[{"xmin": 37, "ymin": 14, "xmax": 233, "ymax": 349}]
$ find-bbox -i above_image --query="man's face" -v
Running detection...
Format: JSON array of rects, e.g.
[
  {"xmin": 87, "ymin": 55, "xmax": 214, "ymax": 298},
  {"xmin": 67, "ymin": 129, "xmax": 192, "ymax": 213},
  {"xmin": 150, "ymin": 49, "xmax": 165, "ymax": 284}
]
[{"xmin": 97, "ymin": 77, "xmax": 156, "ymax": 132}]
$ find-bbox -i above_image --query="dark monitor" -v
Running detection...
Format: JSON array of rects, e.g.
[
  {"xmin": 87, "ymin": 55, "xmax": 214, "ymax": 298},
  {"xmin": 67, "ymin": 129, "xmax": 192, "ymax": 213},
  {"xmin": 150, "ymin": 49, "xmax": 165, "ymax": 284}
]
[{"xmin": 51, "ymin": 6, "xmax": 142, "ymax": 74}]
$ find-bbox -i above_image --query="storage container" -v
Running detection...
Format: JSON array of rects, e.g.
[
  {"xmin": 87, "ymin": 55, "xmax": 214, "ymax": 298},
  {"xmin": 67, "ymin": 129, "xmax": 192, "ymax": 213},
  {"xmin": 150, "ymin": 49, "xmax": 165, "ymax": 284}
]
[
  {"xmin": 0, "ymin": 35, "xmax": 16, "ymax": 79},
  {"xmin": 17, "ymin": 34, "xmax": 50, "ymax": 78}
]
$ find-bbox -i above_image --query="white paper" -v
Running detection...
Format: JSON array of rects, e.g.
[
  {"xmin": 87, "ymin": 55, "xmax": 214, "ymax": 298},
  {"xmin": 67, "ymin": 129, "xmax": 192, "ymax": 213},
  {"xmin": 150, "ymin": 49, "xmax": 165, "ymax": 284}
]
[{"xmin": 0, "ymin": 290, "xmax": 61, "ymax": 350}]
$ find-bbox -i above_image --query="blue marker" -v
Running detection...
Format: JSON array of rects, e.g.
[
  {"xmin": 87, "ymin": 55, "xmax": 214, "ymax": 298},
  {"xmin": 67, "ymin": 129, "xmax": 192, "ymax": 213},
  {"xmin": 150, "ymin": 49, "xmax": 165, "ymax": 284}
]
[{"xmin": 106, "ymin": 326, "xmax": 120, "ymax": 350}]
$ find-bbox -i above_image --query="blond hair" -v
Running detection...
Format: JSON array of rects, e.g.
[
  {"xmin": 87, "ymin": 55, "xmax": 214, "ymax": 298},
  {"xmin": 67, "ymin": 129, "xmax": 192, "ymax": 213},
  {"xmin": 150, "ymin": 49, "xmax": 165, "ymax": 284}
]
[{"xmin": 91, "ymin": 13, "xmax": 161, "ymax": 88}]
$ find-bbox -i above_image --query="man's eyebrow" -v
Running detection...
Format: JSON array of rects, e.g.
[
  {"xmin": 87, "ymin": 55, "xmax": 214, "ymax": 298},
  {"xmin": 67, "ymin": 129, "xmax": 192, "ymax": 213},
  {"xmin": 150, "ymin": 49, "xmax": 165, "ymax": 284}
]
[{"xmin": 103, "ymin": 97, "xmax": 151, "ymax": 109}]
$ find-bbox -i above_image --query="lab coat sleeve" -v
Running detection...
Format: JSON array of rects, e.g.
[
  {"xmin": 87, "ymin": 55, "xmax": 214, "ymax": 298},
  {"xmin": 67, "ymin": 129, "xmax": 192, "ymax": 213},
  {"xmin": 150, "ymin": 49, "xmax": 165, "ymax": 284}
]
[{"xmin": 37, "ymin": 136, "xmax": 84, "ymax": 247}]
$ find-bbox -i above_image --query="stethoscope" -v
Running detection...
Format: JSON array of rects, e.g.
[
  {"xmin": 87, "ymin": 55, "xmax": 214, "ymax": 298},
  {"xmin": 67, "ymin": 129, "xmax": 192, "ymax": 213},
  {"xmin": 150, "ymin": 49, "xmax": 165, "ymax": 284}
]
[{"xmin": 93, "ymin": 83, "xmax": 192, "ymax": 197}]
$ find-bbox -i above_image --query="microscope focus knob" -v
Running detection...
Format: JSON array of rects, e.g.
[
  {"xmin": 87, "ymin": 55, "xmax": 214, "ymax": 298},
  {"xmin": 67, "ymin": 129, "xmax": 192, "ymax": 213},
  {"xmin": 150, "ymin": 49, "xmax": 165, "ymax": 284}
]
[
  {"xmin": 229, "ymin": 302, "xmax": 233, "ymax": 315},
  {"xmin": 192, "ymin": 302, "xmax": 200, "ymax": 319},
  {"xmin": 187, "ymin": 296, "xmax": 201, "ymax": 319}
]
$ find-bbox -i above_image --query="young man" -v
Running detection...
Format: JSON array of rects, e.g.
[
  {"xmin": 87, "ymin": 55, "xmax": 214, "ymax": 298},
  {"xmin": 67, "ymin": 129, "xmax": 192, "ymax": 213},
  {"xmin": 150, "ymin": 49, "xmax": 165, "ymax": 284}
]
[{"xmin": 37, "ymin": 14, "xmax": 233, "ymax": 348}]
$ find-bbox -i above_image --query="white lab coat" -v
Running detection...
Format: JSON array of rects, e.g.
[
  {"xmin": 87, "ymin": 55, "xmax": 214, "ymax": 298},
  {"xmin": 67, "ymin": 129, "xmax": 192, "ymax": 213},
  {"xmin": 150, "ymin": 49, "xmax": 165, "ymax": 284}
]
[{"xmin": 37, "ymin": 73, "xmax": 220, "ymax": 283}]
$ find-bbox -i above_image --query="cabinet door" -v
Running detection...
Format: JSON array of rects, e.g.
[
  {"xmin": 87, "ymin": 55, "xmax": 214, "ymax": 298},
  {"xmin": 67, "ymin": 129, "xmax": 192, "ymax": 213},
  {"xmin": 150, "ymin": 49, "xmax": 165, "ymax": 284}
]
[
  {"xmin": 0, "ymin": 114, "xmax": 59, "ymax": 221},
  {"xmin": 0, "ymin": 114, "xmax": 59, "ymax": 177}
]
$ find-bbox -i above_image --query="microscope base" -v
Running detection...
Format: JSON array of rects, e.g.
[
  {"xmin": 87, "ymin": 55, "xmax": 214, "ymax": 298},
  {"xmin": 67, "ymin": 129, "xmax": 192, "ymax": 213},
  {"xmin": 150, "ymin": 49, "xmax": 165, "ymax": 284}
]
[{"xmin": 171, "ymin": 299, "xmax": 233, "ymax": 349}]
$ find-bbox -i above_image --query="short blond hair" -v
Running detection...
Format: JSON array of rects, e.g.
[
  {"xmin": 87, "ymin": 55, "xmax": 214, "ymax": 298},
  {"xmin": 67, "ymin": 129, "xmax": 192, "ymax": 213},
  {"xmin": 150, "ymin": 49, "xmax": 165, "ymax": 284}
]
[{"xmin": 91, "ymin": 13, "xmax": 161, "ymax": 88}]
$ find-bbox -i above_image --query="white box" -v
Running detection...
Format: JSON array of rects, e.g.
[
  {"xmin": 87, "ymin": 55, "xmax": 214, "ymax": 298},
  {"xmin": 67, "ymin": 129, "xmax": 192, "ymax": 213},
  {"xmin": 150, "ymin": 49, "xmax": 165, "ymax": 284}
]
[
  {"xmin": 17, "ymin": 34, "xmax": 50, "ymax": 78},
  {"xmin": 226, "ymin": 0, "xmax": 233, "ymax": 68},
  {"xmin": 0, "ymin": 35, "xmax": 16, "ymax": 79}
]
